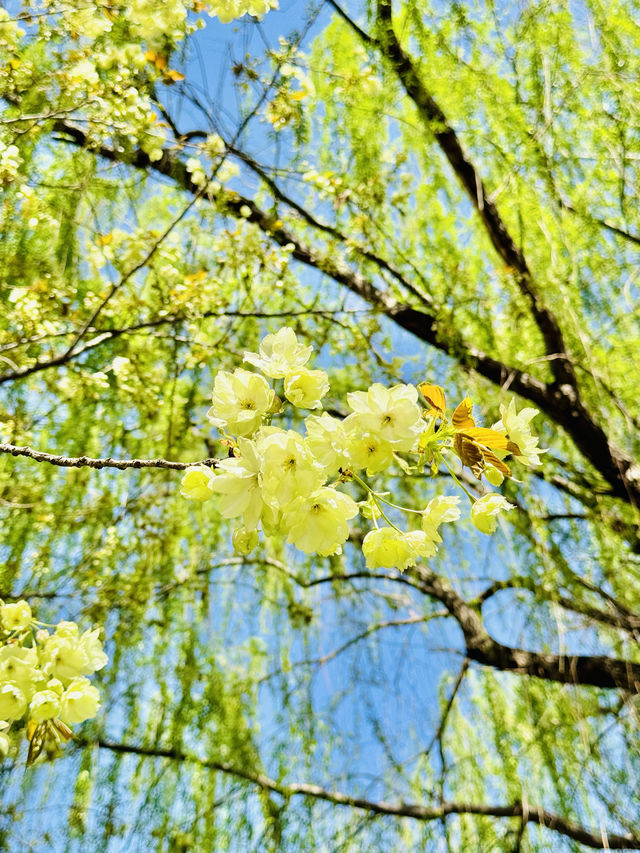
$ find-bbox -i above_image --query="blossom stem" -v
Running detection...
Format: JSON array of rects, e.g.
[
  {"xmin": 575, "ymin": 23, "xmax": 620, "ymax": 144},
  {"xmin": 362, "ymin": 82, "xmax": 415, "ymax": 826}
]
[
  {"xmin": 441, "ymin": 455, "xmax": 476, "ymax": 504},
  {"xmin": 349, "ymin": 471, "xmax": 403, "ymax": 532},
  {"xmin": 372, "ymin": 493, "xmax": 422, "ymax": 514}
]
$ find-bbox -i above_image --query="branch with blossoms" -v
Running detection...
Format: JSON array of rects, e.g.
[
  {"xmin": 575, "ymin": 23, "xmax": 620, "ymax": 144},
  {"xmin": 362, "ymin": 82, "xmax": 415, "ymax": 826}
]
[
  {"xmin": 0, "ymin": 600, "xmax": 107, "ymax": 765},
  {"xmin": 39, "ymin": 112, "xmax": 640, "ymax": 506},
  {"xmin": 180, "ymin": 325, "xmax": 541, "ymax": 565},
  {"xmin": 177, "ymin": 326, "xmax": 640, "ymax": 693},
  {"xmin": 3, "ymin": 327, "xmax": 638, "ymax": 696}
]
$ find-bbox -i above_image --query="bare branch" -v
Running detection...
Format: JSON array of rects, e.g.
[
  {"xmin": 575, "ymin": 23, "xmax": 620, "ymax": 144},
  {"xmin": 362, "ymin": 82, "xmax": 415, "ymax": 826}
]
[
  {"xmin": 373, "ymin": 0, "xmax": 575, "ymax": 390},
  {"xmin": 87, "ymin": 738, "xmax": 640, "ymax": 849},
  {"xmin": 407, "ymin": 564, "xmax": 640, "ymax": 693},
  {"xmin": 0, "ymin": 443, "xmax": 217, "ymax": 471},
  {"xmin": 60, "ymin": 185, "xmax": 207, "ymax": 361},
  {"xmin": 423, "ymin": 658, "xmax": 469, "ymax": 758}
]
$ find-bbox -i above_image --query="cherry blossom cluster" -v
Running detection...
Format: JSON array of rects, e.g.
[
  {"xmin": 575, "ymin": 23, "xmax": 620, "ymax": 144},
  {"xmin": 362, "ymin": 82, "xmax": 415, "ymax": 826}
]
[
  {"xmin": 0, "ymin": 2, "xmax": 277, "ymax": 191},
  {"xmin": 181, "ymin": 328, "xmax": 545, "ymax": 569},
  {"xmin": 0, "ymin": 600, "xmax": 107, "ymax": 765}
]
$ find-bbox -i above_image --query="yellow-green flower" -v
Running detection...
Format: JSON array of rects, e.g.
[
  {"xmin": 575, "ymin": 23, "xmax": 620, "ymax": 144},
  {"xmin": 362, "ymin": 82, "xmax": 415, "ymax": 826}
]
[
  {"xmin": 471, "ymin": 494, "xmax": 515, "ymax": 534},
  {"xmin": 362, "ymin": 528, "xmax": 436, "ymax": 571},
  {"xmin": 208, "ymin": 368, "xmax": 275, "ymax": 437},
  {"xmin": 258, "ymin": 429, "xmax": 324, "ymax": 509},
  {"xmin": 421, "ymin": 495, "xmax": 461, "ymax": 540},
  {"xmin": 346, "ymin": 430, "xmax": 395, "ymax": 476},
  {"xmin": 29, "ymin": 689, "xmax": 61, "ymax": 722},
  {"xmin": 282, "ymin": 488, "xmax": 358, "ymax": 555},
  {"xmin": 0, "ymin": 646, "xmax": 40, "ymax": 699},
  {"xmin": 79, "ymin": 628, "xmax": 108, "ymax": 674},
  {"xmin": 493, "ymin": 399, "xmax": 545, "ymax": 467},
  {"xmin": 346, "ymin": 383, "xmax": 423, "ymax": 451},
  {"xmin": 59, "ymin": 678, "xmax": 100, "ymax": 725},
  {"xmin": 0, "ymin": 600, "xmax": 32, "ymax": 631},
  {"xmin": 180, "ymin": 466, "xmax": 216, "ymax": 501},
  {"xmin": 41, "ymin": 634, "xmax": 90, "ymax": 684},
  {"xmin": 0, "ymin": 683, "xmax": 27, "ymax": 720},
  {"xmin": 232, "ymin": 526, "xmax": 259, "ymax": 555},
  {"xmin": 305, "ymin": 413, "xmax": 349, "ymax": 475},
  {"xmin": 244, "ymin": 327, "xmax": 312, "ymax": 378},
  {"xmin": 284, "ymin": 368, "xmax": 329, "ymax": 409}
]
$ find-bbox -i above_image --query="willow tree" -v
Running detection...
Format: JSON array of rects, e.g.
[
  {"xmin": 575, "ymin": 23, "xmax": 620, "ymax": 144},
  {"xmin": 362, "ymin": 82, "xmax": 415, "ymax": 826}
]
[{"xmin": 1, "ymin": 0, "xmax": 639, "ymax": 850}]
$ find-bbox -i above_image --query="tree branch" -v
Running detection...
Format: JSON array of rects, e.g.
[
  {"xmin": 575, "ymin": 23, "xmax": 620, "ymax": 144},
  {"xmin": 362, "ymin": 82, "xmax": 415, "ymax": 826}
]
[
  {"xmin": 8, "ymin": 116, "xmax": 639, "ymax": 506},
  {"xmin": 86, "ymin": 738, "xmax": 640, "ymax": 849},
  {"xmin": 408, "ymin": 564, "xmax": 640, "ymax": 693},
  {"xmin": 0, "ymin": 443, "xmax": 216, "ymax": 471},
  {"xmin": 373, "ymin": 0, "xmax": 575, "ymax": 389},
  {"xmin": 367, "ymin": 0, "xmax": 640, "ymax": 504},
  {"xmin": 423, "ymin": 658, "xmax": 469, "ymax": 758},
  {"xmin": 225, "ymin": 141, "xmax": 435, "ymax": 310},
  {"xmin": 474, "ymin": 575, "xmax": 640, "ymax": 636}
]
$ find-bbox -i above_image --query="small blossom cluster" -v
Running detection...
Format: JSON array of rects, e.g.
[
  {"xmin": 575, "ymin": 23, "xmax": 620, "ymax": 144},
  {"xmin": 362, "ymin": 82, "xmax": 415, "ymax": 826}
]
[
  {"xmin": 0, "ymin": 600, "xmax": 107, "ymax": 765},
  {"xmin": 0, "ymin": 140, "xmax": 23, "ymax": 185},
  {"xmin": 0, "ymin": 0, "xmax": 278, "ymax": 204},
  {"xmin": 208, "ymin": 0, "xmax": 279, "ymax": 23},
  {"xmin": 181, "ymin": 327, "xmax": 545, "ymax": 571}
]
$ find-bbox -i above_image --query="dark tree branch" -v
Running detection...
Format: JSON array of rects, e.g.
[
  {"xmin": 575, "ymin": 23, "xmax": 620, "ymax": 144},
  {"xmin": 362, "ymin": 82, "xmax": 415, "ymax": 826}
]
[
  {"xmin": 373, "ymin": 0, "xmax": 575, "ymax": 390},
  {"xmin": 225, "ymin": 142, "xmax": 435, "ymax": 310},
  {"xmin": 408, "ymin": 564, "xmax": 640, "ymax": 693},
  {"xmin": 4, "ymin": 117, "xmax": 639, "ymax": 506},
  {"xmin": 559, "ymin": 198, "xmax": 640, "ymax": 248},
  {"xmin": 474, "ymin": 575, "xmax": 640, "ymax": 635},
  {"xmin": 85, "ymin": 738, "xmax": 640, "ymax": 849},
  {"xmin": 368, "ymin": 0, "xmax": 640, "ymax": 505},
  {"xmin": 2, "ymin": 125, "xmax": 550, "ymax": 409}
]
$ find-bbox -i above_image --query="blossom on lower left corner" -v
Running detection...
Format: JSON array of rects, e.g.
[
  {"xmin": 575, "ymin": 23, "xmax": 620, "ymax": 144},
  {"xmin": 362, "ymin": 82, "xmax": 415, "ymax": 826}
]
[{"xmin": 0, "ymin": 599, "xmax": 107, "ymax": 765}]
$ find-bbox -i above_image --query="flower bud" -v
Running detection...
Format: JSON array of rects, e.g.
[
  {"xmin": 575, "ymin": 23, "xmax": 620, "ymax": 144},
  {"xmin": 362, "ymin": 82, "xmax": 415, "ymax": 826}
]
[
  {"xmin": 484, "ymin": 466, "xmax": 504, "ymax": 487},
  {"xmin": 232, "ymin": 527, "xmax": 259, "ymax": 555}
]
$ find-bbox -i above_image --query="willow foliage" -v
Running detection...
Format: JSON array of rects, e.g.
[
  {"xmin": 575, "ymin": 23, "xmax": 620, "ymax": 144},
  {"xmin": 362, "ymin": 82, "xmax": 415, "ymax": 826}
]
[{"xmin": 0, "ymin": 0, "xmax": 639, "ymax": 850}]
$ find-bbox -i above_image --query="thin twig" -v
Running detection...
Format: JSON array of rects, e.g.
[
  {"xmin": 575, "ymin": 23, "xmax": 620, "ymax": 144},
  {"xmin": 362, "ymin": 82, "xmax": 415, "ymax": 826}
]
[{"xmin": 0, "ymin": 443, "xmax": 217, "ymax": 471}]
